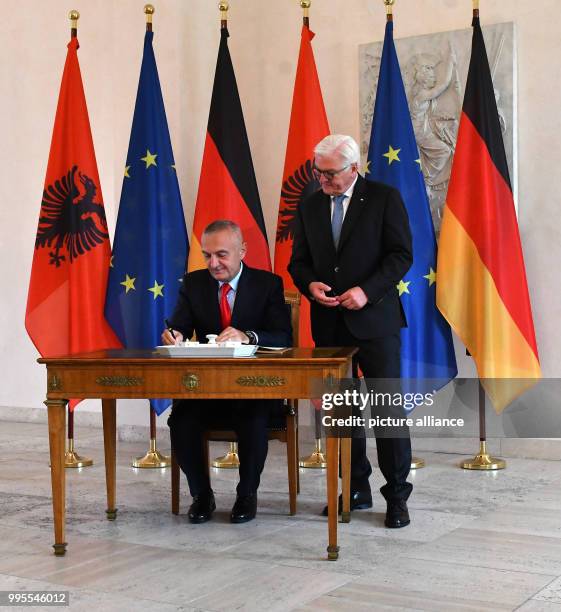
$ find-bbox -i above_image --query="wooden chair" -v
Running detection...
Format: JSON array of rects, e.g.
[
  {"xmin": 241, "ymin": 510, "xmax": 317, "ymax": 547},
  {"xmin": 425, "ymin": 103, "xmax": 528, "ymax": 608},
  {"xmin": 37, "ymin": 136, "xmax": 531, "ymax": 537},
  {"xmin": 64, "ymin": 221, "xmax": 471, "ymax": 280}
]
[{"xmin": 171, "ymin": 290, "xmax": 301, "ymax": 516}]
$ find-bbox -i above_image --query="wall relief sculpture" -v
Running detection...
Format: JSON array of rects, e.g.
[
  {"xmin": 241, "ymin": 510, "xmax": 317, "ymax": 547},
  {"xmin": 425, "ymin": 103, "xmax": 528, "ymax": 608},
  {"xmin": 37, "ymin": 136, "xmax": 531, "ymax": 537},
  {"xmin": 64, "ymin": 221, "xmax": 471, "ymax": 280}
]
[{"xmin": 359, "ymin": 22, "xmax": 516, "ymax": 234}]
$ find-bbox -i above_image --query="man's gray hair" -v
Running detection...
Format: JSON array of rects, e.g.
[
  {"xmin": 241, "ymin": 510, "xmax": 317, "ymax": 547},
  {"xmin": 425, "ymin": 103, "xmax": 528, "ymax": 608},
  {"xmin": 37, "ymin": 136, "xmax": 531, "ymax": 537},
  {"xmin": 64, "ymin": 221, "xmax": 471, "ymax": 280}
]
[
  {"xmin": 314, "ymin": 134, "xmax": 360, "ymax": 166},
  {"xmin": 203, "ymin": 220, "xmax": 243, "ymax": 242}
]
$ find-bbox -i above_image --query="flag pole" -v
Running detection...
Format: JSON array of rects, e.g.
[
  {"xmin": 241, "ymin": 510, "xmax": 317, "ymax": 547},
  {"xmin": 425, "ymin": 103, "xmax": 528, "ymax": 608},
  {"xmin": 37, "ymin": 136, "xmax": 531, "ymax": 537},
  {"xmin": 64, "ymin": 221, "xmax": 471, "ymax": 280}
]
[
  {"xmin": 64, "ymin": 9, "xmax": 94, "ymax": 470},
  {"xmin": 291, "ymin": 0, "xmax": 327, "ymax": 471},
  {"xmin": 211, "ymin": 0, "xmax": 241, "ymax": 471},
  {"xmin": 383, "ymin": 0, "xmax": 425, "ymax": 470},
  {"xmin": 61, "ymin": 10, "xmax": 94, "ymax": 470},
  {"xmin": 459, "ymin": 0, "xmax": 505, "ymax": 471},
  {"xmin": 131, "ymin": 4, "xmax": 173, "ymax": 470}
]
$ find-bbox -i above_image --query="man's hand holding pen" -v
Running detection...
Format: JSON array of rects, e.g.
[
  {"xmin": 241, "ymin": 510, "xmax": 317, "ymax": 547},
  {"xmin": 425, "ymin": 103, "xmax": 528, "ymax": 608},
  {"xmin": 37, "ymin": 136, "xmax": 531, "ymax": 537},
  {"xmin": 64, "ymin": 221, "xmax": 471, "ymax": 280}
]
[{"xmin": 162, "ymin": 319, "xmax": 183, "ymax": 346}]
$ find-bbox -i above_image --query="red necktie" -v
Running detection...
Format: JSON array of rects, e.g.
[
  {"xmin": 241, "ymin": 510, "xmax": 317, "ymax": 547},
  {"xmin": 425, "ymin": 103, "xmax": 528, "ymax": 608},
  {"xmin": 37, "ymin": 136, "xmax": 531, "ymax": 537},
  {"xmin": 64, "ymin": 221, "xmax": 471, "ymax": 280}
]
[{"xmin": 219, "ymin": 283, "xmax": 232, "ymax": 329}]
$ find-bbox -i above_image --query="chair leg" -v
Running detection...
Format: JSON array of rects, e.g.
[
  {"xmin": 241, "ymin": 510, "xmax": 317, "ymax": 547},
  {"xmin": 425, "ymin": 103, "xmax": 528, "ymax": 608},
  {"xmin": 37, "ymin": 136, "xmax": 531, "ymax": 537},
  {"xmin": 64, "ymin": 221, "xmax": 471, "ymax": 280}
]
[
  {"xmin": 171, "ymin": 445, "xmax": 180, "ymax": 515},
  {"xmin": 286, "ymin": 414, "xmax": 298, "ymax": 515}
]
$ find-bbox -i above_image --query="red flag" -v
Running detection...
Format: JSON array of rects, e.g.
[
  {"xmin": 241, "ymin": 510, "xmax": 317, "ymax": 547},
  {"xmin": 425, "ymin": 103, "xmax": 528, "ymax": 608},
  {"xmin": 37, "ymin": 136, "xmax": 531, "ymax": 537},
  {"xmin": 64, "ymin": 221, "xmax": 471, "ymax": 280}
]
[
  {"xmin": 25, "ymin": 37, "xmax": 121, "ymax": 403},
  {"xmin": 274, "ymin": 25, "xmax": 330, "ymax": 346},
  {"xmin": 436, "ymin": 15, "xmax": 541, "ymax": 411},
  {"xmin": 189, "ymin": 28, "xmax": 270, "ymax": 272}
]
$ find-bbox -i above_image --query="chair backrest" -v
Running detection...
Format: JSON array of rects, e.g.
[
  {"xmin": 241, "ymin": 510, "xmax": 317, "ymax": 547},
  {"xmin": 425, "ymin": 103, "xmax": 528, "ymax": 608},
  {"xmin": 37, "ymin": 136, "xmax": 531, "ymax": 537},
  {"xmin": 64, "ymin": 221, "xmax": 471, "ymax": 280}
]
[{"xmin": 283, "ymin": 290, "xmax": 301, "ymax": 347}]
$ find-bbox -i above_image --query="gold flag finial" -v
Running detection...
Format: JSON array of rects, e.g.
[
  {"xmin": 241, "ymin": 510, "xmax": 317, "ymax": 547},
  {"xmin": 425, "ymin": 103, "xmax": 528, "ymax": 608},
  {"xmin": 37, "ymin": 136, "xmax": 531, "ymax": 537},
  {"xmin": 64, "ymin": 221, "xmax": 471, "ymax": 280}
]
[
  {"xmin": 384, "ymin": 0, "xmax": 395, "ymax": 22},
  {"xmin": 219, "ymin": 1, "xmax": 229, "ymax": 28},
  {"xmin": 300, "ymin": 0, "xmax": 311, "ymax": 25},
  {"xmin": 69, "ymin": 10, "xmax": 79, "ymax": 36},
  {"xmin": 69, "ymin": 10, "xmax": 80, "ymax": 26},
  {"xmin": 144, "ymin": 4, "xmax": 154, "ymax": 30}
]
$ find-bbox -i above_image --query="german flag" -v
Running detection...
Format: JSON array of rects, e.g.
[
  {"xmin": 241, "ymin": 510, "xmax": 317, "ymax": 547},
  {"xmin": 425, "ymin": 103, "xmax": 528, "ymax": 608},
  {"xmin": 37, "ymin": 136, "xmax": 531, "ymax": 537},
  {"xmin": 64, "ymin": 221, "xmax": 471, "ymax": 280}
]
[
  {"xmin": 274, "ymin": 24, "xmax": 329, "ymax": 346},
  {"xmin": 436, "ymin": 14, "xmax": 541, "ymax": 412},
  {"xmin": 188, "ymin": 27, "xmax": 270, "ymax": 272}
]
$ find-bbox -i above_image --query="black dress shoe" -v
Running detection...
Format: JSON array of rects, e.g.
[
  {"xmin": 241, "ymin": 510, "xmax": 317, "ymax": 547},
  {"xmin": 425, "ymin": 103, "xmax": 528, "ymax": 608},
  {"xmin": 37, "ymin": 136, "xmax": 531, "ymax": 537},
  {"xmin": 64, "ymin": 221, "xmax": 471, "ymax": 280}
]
[
  {"xmin": 322, "ymin": 490, "xmax": 373, "ymax": 516},
  {"xmin": 188, "ymin": 492, "xmax": 216, "ymax": 524},
  {"xmin": 385, "ymin": 499, "xmax": 410, "ymax": 528},
  {"xmin": 230, "ymin": 494, "xmax": 257, "ymax": 523}
]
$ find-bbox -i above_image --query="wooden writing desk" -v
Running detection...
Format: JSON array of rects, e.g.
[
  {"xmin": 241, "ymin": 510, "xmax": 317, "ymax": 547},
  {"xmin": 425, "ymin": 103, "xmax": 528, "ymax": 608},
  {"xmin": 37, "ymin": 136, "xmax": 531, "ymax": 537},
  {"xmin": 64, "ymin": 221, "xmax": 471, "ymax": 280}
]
[{"xmin": 39, "ymin": 347, "xmax": 355, "ymax": 560}]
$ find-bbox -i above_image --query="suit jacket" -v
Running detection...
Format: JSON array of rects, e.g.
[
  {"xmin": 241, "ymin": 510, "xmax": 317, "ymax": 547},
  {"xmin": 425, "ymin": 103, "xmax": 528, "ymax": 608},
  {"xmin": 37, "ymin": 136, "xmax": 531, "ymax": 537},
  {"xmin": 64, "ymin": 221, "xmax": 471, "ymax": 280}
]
[
  {"xmin": 288, "ymin": 175, "xmax": 412, "ymax": 343},
  {"xmin": 168, "ymin": 264, "xmax": 292, "ymax": 348}
]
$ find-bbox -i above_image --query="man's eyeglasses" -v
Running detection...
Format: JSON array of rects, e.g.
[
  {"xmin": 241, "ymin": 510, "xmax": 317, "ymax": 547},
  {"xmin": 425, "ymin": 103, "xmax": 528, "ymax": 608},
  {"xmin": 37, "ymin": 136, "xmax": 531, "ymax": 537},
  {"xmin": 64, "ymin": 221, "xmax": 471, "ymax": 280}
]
[{"xmin": 312, "ymin": 162, "xmax": 352, "ymax": 180}]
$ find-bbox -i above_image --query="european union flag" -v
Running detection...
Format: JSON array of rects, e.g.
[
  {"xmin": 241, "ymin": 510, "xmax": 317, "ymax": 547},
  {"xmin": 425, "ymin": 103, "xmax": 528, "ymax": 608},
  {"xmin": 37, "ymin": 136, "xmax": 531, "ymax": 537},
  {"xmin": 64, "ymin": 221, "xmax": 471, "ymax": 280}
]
[
  {"xmin": 105, "ymin": 31, "xmax": 188, "ymax": 415},
  {"xmin": 367, "ymin": 21, "xmax": 457, "ymax": 388}
]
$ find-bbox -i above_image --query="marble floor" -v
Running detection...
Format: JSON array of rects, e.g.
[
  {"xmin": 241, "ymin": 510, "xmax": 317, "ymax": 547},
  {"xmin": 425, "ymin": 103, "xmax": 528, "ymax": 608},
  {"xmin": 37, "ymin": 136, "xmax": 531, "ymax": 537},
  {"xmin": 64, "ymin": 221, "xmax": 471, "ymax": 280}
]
[{"xmin": 1, "ymin": 421, "xmax": 561, "ymax": 611}]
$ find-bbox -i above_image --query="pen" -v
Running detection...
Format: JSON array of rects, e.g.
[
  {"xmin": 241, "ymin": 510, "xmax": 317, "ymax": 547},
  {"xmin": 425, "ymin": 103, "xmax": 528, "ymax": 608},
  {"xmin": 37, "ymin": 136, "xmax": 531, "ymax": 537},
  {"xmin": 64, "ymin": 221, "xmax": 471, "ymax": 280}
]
[{"xmin": 165, "ymin": 319, "xmax": 177, "ymax": 340}]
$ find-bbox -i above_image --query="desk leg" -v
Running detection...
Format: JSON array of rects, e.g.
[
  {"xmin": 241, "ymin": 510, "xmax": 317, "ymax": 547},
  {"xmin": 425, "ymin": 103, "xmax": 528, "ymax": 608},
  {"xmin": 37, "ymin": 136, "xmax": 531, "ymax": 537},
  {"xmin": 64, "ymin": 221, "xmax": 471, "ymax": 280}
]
[
  {"xmin": 326, "ymin": 436, "xmax": 340, "ymax": 561},
  {"xmin": 46, "ymin": 399, "xmax": 67, "ymax": 556},
  {"xmin": 102, "ymin": 399, "xmax": 117, "ymax": 520},
  {"xmin": 340, "ymin": 437, "xmax": 351, "ymax": 523}
]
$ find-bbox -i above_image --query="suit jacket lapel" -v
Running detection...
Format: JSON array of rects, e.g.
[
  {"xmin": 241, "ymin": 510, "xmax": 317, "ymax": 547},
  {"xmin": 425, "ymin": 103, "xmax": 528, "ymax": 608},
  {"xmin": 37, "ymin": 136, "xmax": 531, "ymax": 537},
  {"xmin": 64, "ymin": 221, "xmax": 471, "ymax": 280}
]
[
  {"xmin": 230, "ymin": 264, "xmax": 249, "ymax": 329},
  {"xmin": 204, "ymin": 271, "xmax": 222, "ymax": 332},
  {"xmin": 318, "ymin": 192, "xmax": 337, "ymax": 257},
  {"xmin": 337, "ymin": 175, "xmax": 367, "ymax": 252}
]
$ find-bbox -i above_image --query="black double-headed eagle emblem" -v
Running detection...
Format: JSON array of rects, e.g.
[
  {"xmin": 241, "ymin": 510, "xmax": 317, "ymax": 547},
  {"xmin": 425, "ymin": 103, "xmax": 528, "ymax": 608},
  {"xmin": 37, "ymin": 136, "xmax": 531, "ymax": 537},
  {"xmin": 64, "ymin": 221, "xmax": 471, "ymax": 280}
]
[
  {"xmin": 35, "ymin": 165, "xmax": 109, "ymax": 267},
  {"xmin": 276, "ymin": 159, "xmax": 319, "ymax": 243}
]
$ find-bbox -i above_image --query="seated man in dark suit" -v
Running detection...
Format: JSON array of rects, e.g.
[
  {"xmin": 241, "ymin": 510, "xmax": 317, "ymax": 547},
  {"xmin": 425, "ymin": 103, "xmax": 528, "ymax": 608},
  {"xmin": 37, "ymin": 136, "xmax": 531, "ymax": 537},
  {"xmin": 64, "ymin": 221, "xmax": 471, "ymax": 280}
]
[{"xmin": 162, "ymin": 220, "xmax": 292, "ymax": 524}]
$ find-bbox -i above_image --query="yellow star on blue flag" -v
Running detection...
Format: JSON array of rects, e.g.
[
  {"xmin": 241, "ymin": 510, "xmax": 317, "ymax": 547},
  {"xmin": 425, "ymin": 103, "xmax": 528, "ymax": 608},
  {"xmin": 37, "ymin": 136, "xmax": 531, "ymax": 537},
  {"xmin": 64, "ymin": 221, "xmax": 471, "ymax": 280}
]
[
  {"xmin": 383, "ymin": 145, "xmax": 401, "ymax": 165},
  {"xmin": 120, "ymin": 274, "xmax": 136, "ymax": 293},
  {"xmin": 141, "ymin": 149, "xmax": 157, "ymax": 168},
  {"xmin": 148, "ymin": 280, "xmax": 164, "ymax": 299},
  {"xmin": 424, "ymin": 268, "xmax": 436, "ymax": 286}
]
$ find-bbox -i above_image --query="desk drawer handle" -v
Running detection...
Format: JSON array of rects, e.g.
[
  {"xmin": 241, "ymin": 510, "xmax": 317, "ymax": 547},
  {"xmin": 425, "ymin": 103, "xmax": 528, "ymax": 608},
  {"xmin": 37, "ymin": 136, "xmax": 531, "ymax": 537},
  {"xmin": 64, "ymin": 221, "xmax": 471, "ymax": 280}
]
[
  {"xmin": 236, "ymin": 376, "xmax": 285, "ymax": 387},
  {"xmin": 95, "ymin": 376, "xmax": 143, "ymax": 386},
  {"xmin": 182, "ymin": 374, "xmax": 200, "ymax": 390}
]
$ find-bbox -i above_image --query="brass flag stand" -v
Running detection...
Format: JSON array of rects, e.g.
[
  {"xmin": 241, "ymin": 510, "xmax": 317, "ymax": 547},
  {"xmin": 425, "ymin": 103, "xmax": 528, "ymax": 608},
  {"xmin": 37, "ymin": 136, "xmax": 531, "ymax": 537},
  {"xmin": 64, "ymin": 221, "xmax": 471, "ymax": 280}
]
[
  {"xmin": 212, "ymin": 442, "xmax": 240, "ymax": 469},
  {"xmin": 461, "ymin": 380, "xmax": 505, "ymax": 470},
  {"xmin": 65, "ymin": 404, "xmax": 93, "ymax": 468},
  {"xmin": 133, "ymin": 405, "xmax": 171, "ymax": 468},
  {"xmin": 299, "ymin": 403, "xmax": 327, "ymax": 469}
]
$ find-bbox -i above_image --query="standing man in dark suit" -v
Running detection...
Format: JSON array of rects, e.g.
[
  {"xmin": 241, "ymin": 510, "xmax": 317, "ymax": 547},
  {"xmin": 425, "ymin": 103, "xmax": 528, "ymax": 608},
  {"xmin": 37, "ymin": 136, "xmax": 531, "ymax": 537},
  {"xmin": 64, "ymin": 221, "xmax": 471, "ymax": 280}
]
[
  {"xmin": 288, "ymin": 134, "xmax": 413, "ymax": 528},
  {"xmin": 162, "ymin": 220, "xmax": 292, "ymax": 524}
]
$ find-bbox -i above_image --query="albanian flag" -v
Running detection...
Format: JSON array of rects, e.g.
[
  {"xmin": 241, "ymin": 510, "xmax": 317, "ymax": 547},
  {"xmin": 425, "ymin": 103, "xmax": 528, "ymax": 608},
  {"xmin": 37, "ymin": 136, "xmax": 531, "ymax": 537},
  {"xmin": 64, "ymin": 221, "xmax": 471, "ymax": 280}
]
[
  {"xmin": 188, "ymin": 27, "xmax": 270, "ymax": 272},
  {"xmin": 274, "ymin": 24, "xmax": 329, "ymax": 346},
  {"xmin": 436, "ymin": 14, "xmax": 541, "ymax": 412},
  {"xmin": 26, "ymin": 37, "xmax": 121, "ymax": 394}
]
